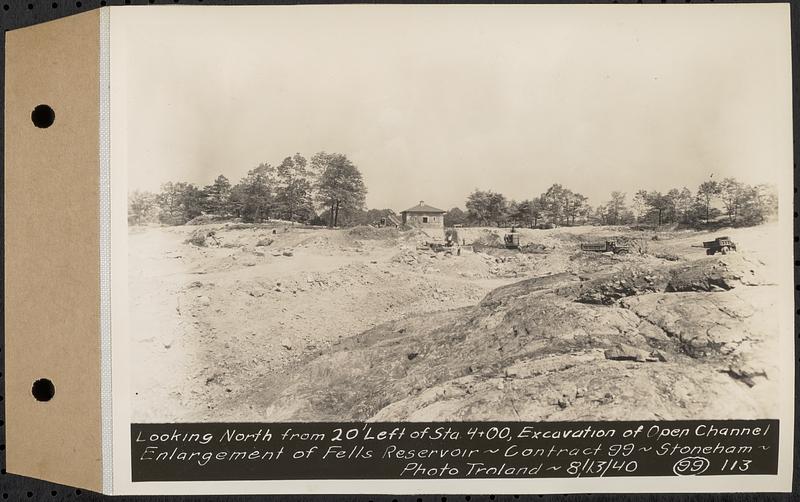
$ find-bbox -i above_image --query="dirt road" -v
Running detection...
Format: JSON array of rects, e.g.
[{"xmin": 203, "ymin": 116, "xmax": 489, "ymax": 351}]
[{"xmin": 128, "ymin": 222, "xmax": 783, "ymax": 422}]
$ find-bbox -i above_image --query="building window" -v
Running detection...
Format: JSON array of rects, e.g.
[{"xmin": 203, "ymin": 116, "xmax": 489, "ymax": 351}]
[{"xmin": 422, "ymin": 216, "xmax": 429, "ymax": 223}]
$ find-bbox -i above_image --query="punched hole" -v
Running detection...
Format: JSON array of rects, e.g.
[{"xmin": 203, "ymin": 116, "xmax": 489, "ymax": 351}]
[
  {"xmin": 31, "ymin": 105, "xmax": 55, "ymax": 128},
  {"xmin": 31, "ymin": 378, "xmax": 55, "ymax": 402}
]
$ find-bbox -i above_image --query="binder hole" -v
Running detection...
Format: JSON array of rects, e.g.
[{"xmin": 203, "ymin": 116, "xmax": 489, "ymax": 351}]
[
  {"xmin": 31, "ymin": 378, "xmax": 55, "ymax": 402},
  {"xmin": 31, "ymin": 105, "xmax": 55, "ymax": 128}
]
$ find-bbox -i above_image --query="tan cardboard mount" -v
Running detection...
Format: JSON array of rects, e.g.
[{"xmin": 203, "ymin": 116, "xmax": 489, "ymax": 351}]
[{"xmin": 5, "ymin": 10, "xmax": 103, "ymax": 493}]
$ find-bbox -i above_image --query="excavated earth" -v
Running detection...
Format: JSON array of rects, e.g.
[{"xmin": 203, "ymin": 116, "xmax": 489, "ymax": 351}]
[
  {"xmin": 129, "ymin": 223, "xmax": 783, "ymax": 422},
  {"xmin": 254, "ymin": 253, "xmax": 779, "ymax": 421}
]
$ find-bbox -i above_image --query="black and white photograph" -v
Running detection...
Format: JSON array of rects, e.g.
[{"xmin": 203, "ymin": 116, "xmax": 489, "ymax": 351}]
[
  {"xmin": 105, "ymin": 3, "xmax": 793, "ymax": 494},
  {"xmin": 4, "ymin": 2, "xmax": 795, "ymax": 496}
]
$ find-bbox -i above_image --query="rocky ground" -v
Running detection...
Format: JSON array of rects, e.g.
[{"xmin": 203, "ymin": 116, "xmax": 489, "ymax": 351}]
[{"xmin": 128, "ymin": 222, "xmax": 783, "ymax": 422}]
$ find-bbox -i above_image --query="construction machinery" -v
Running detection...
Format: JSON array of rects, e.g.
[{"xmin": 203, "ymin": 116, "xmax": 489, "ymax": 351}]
[
  {"xmin": 580, "ymin": 240, "xmax": 630, "ymax": 255},
  {"xmin": 444, "ymin": 228, "xmax": 459, "ymax": 247},
  {"xmin": 503, "ymin": 232, "xmax": 520, "ymax": 249},
  {"xmin": 502, "ymin": 227, "xmax": 521, "ymax": 249},
  {"xmin": 701, "ymin": 236, "xmax": 737, "ymax": 255}
]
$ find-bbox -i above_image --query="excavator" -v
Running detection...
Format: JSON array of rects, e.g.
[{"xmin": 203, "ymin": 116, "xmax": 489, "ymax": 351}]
[{"xmin": 503, "ymin": 227, "xmax": 520, "ymax": 249}]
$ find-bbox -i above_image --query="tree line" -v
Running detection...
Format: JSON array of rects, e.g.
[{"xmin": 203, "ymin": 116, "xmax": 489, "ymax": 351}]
[
  {"xmin": 128, "ymin": 152, "xmax": 368, "ymax": 227},
  {"xmin": 130, "ymin": 160, "xmax": 777, "ymax": 229},
  {"xmin": 446, "ymin": 178, "xmax": 777, "ymax": 228}
]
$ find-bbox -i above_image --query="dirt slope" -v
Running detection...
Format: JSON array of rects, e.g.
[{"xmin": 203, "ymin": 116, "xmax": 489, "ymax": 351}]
[{"xmin": 129, "ymin": 222, "xmax": 782, "ymax": 422}]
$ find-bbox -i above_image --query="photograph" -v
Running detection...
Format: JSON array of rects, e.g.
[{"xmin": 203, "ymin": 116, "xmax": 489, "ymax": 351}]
[{"xmin": 117, "ymin": 5, "xmax": 792, "ymax": 425}]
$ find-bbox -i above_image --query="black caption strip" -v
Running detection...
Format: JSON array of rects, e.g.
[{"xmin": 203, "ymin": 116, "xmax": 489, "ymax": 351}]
[{"xmin": 131, "ymin": 420, "xmax": 778, "ymax": 482}]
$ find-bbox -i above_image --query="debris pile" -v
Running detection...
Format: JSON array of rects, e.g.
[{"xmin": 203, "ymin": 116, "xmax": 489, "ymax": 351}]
[
  {"xmin": 185, "ymin": 229, "xmax": 216, "ymax": 247},
  {"xmin": 347, "ymin": 226, "xmax": 401, "ymax": 240},
  {"xmin": 471, "ymin": 229, "xmax": 502, "ymax": 246}
]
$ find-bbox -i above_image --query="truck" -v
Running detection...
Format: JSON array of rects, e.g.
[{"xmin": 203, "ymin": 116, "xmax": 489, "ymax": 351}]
[
  {"xmin": 580, "ymin": 240, "xmax": 630, "ymax": 255},
  {"xmin": 702, "ymin": 236, "xmax": 737, "ymax": 255}
]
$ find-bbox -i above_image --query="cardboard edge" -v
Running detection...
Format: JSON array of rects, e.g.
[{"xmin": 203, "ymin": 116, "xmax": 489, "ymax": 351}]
[{"xmin": 4, "ymin": 9, "xmax": 103, "ymax": 493}]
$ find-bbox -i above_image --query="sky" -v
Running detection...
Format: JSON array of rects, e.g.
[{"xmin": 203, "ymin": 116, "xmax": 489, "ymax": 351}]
[{"xmin": 114, "ymin": 4, "xmax": 792, "ymax": 211}]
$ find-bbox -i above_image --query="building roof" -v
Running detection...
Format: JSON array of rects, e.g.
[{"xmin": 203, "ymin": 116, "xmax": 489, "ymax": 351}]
[{"xmin": 401, "ymin": 201, "xmax": 446, "ymax": 214}]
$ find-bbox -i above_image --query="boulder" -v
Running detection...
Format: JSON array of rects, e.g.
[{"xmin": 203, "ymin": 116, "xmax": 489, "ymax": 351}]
[{"xmin": 604, "ymin": 344, "xmax": 651, "ymax": 362}]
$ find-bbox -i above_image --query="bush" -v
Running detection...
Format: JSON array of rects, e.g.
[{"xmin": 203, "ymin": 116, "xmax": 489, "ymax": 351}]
[
  {"xmin": 186, "ymin": 214, "xmax": 223, "ymax": 225},
  {"xmin": 185, "ymin": 229, "xmax": 208, "ymax": 246}
]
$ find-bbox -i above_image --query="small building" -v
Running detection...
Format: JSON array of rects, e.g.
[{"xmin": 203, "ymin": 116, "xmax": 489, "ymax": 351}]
[{"xmin": 400, "ymin": 200, "xmax": 446, "ymax": 229}]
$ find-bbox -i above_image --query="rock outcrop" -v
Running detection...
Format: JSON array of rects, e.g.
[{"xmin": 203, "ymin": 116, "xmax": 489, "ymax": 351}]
[{"xmin": 254, "ymin": 254, "xmax": 778, "ymax": 422}]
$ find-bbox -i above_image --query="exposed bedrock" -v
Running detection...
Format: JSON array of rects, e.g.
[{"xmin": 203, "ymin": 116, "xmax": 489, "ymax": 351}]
[{"xmin": 258, "ymin": 254, "xmax": 778, "ymax": 422}]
